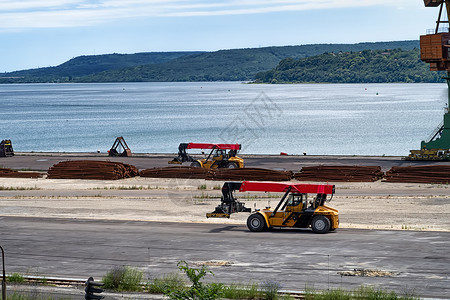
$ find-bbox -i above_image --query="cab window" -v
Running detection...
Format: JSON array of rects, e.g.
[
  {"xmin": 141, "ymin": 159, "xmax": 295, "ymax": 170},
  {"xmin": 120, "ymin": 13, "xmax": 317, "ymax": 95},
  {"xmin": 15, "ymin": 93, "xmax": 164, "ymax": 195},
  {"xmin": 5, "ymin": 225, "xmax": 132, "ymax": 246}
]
[{"xmin": 286, "ymin": 194, "xmax": 304, "ymax": 206}]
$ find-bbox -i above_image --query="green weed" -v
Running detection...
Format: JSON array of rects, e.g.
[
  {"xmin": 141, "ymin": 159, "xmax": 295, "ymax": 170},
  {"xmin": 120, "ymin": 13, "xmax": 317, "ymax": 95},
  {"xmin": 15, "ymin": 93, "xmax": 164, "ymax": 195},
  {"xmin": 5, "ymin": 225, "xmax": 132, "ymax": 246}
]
[
  {"xmin": 198, "ymin": 184, "xmax": 207, "ymax": 190},
  {"xmin": 304, "ymin": 286, "xmax": 419, "ymax": 300},
  {"xmin": 0, "ymin": 186, "xmax": 40, "ymax": 191},
  {"xmin": 93, "ymin": 185, "xmax": 159, "ymax": 190},
  {"xmin": 193, "ymin": 192, "xmax": 220, "ymax": 199},
  {"xmin": 221, "ymin": 283, "xmax": 260, "ymax": 299},
  {"xmin": 147, "ymin": 272, "xmax": 187, "ymax": 294},
  {"xmin": 261, "ymin": 280, "xmax": 281, "ymax": 300},
  {"xmin": 8, "ymin": 272, "xmax": 25, "ymax": 283},
  {"xmin": 164, "ymin": 261, "xmax": 223, "ymax": 300},
  {"xmin": 102, "ymin": 265, "xmax": 143, "ymax": 292}
]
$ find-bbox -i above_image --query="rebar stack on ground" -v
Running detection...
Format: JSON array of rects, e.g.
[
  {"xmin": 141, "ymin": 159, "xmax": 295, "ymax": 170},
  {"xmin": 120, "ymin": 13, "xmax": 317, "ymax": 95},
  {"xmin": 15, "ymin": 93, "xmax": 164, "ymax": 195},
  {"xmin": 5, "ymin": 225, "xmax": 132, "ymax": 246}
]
[
  {"xmin": 0, "ymin": 168, "xmax": 42, "ymax": 178},
  {"xmin": 139, "ymin": 167, "xmax": 211, "ymax": 179},
  {"xmin": 384, "ymin": 165, "xmax": 450, "ymax": 183},
  {"xmin": 139, "ymin": 167, "xmax": 292, "ymax": 181},
  {"xmin": 294, "ymin": 165, "xmax": 384, "ymax": 182},
  {"xmin": 207, "ymin": 168, "xmax": 293, "ymax": 181},
  {"xmin": 47, "ymin": 160, "xmax": 139, "ymax": 180}
]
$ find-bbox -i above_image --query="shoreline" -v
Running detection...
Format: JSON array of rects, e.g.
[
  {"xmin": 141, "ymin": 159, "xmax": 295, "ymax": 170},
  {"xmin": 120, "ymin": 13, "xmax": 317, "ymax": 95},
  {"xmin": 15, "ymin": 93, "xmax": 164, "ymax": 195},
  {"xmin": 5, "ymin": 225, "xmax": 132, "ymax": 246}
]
[
  {"xmin": 13, "ymin": 151, "xmax": 404, "ymax": 159},
  {"xmin": 2, "ymin": 151, "xmax": 448, "ymax": 173}
]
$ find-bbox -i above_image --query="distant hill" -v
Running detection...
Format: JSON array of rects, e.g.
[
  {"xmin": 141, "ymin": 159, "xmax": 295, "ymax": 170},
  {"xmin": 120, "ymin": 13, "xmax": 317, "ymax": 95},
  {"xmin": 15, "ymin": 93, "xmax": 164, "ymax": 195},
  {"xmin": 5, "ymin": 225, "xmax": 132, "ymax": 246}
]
[
  {"xmin": 254, "ymin": 48, "xmax": 444, "ymax": 83},
  {"xmin": 0, "ymin": 52, "xmax": 203, "ymax": 83},
  {"xmin": 0, "ymin": 41, "xmax": 421, "ymax": 83}
]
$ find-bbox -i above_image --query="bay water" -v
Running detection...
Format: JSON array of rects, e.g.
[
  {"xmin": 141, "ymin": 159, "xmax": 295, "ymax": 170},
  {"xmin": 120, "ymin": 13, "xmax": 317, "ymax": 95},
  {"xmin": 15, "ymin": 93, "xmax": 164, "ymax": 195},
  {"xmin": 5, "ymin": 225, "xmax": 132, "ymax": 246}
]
[{"xmin": 0, "ymin": 82, "xmax": 447, "ymax": 156}]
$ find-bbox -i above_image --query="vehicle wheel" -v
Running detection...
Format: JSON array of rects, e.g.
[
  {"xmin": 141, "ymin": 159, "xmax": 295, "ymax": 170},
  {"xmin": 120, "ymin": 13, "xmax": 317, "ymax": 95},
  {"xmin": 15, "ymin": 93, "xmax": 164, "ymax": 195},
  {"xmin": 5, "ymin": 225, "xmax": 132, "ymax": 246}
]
[
  {"xmin": 247, "ymin": 214, "xmax": 267, "ymax": 232},
  {"xmin": 311, "ymin": 215, "xmax": 331, "ymax": 234},
  {"xmin": 226, "ymin": 162, "xmax": 239, "ymax": 168},
  {"xmin": 190, "ymin": 161, "xmax": 201, "ymax": 168}
]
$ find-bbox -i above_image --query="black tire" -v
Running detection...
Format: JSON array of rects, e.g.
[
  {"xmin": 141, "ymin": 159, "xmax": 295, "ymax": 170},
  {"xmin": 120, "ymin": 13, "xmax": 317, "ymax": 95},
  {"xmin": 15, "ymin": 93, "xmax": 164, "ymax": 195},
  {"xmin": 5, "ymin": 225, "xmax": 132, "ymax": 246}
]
[
  {"xmin": 190, "ymin": 161, "xmax": 201, "ymax": 168},
  {"xmin": 311, "ymin": 215, "xmax": 331, "ymax": 234},
  {"xmin": 227, "ymin": 162, "xmax": 239, "ymax": 168},
  {"xmin": 247, "ymin": 214, "xmax": 267, "ymax": 232}
]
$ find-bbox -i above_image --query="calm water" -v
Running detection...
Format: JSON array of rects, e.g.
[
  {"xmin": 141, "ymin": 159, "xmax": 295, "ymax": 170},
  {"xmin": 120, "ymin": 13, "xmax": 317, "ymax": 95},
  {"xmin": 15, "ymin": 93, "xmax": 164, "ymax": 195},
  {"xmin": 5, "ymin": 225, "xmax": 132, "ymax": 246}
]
[{"xmin": 0, "ymin": 82, "xmax": 447, "ymax": 156}]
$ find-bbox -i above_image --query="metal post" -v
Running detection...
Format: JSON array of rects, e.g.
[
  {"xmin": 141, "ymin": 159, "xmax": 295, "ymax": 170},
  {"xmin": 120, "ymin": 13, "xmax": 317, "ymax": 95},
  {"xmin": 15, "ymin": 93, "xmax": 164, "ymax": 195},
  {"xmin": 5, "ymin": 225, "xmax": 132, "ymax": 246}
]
[
  {"xmin": 435, "ymin": 2, "xmax": 443, "ymax": 34},
  {"xmin": 0, "ymin": 245, "xmax": 6, "ymax": 300},
  {"xmin": 446, "ymin": 72, "xmax": 450, "ymax": 111}
]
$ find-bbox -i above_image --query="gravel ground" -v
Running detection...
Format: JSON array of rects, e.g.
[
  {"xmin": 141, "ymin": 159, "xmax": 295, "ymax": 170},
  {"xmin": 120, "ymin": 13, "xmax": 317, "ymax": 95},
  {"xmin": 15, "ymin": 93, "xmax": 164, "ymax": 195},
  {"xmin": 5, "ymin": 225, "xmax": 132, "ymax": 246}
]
[{"xmin": 0, "ymin": 176, "xmax": 449, "ymax": 232}]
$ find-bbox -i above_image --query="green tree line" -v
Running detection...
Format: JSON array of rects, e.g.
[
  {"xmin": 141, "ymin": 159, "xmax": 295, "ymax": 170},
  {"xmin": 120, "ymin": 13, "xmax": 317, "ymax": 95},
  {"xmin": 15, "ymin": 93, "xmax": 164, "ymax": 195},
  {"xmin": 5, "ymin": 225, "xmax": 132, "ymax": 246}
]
[
  {"xmin": 0, "ymin": 41, "xmax": 425, "ymax": 83},
  {"xmin": 254, "ymin": 49, "xmax": 444, "ymax": 83}
]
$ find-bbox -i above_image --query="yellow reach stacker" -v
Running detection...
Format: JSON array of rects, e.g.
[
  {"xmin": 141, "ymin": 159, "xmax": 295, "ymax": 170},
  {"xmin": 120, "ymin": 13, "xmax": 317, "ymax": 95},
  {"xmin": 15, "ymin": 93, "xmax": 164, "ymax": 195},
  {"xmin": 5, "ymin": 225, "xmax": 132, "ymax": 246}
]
[
  {"xmin": 169, "ymin": 143, "xmax": 244, "ymax": 169},
  {"xmin": 207, "ymin": 181, "xmax": 338, "ymax": 234}
]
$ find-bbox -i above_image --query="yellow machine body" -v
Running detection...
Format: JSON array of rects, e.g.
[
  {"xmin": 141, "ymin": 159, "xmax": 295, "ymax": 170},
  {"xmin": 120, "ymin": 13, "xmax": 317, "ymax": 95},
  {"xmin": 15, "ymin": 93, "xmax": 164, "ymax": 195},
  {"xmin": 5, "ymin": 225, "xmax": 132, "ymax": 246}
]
[
  {"xmin": 195, "ymin": 154, "xmax": 244, "ymax": 169},
  {"xmin": 255, "ymin": 193, "xmax": 339, "ymax": 231}
]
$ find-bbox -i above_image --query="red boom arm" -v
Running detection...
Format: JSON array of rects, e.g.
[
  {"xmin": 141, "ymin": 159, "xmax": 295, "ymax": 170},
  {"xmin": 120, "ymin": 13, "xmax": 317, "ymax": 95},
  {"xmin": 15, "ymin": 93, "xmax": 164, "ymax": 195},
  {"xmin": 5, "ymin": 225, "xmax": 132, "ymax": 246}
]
[
  {"xmin": 186, "ymin": 143, "xmax": 241, "ymax": 151},
  {"xmin": 239, "ymin": 181, "xmax": 334, "ymax": 194}
]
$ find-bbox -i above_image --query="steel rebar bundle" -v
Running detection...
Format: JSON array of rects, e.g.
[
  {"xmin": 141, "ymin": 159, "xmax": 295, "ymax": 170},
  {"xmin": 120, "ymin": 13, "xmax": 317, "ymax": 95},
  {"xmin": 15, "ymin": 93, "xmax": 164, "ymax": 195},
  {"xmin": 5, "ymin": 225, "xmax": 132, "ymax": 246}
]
[
  {"xmin": 294, "ymin": 165, "xmax": 384, "ymax": 182},
  {"xmin": 384, "ymin": 165, "xmax": 450, "ymax": 183},
  {"xmin": 207, "ymin": 168, "xmax": 293, "ymax": 181},
  {"xmin": 0, "ymin": 168, "xmax": 42, "ymax": 178},
  {"xmin": 139, "ymin": 167, "xmax": 293, "ymax": 181},
  {"xmin": 47, "ymin": 160, "xmax": 139, "ymax": 180},
  {"xmin": 139, "ymin": 166, "xmax": 211, "ymax": 179}
]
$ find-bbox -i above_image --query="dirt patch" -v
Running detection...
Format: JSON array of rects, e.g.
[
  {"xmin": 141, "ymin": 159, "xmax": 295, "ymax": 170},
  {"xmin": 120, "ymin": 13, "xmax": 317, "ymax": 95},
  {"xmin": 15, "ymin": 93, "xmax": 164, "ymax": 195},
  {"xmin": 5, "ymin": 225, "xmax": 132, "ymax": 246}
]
[
  {"xmin": 0, "ymin": 177, "xmax": 449, "ymax": 232},
  {"xmin": 338, "ymin": 269, "xmax": 399, "ymax": 277},
  {"xmin": 192, "ymin": 260, "xmax": 233, "ymax": 267}
]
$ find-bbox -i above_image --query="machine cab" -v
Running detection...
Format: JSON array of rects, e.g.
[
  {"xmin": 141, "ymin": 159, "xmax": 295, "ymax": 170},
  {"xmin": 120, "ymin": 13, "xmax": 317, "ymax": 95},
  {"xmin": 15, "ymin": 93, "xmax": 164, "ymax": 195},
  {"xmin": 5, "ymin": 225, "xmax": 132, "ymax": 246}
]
[
  {"xmin": 283, "ymin": 193, "xmax": 307, "ymax": 212},
  {"xmin": 212, "ymin": 149, "xmax": 225, "ymax": 161}
]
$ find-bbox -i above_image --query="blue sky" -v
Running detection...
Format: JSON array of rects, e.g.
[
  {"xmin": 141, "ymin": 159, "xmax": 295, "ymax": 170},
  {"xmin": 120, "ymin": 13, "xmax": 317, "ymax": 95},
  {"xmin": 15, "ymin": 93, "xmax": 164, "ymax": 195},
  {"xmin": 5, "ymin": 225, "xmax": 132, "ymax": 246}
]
[{"xmin": 0, "ymin": 0, "xmax": 439, "ymax": 72}]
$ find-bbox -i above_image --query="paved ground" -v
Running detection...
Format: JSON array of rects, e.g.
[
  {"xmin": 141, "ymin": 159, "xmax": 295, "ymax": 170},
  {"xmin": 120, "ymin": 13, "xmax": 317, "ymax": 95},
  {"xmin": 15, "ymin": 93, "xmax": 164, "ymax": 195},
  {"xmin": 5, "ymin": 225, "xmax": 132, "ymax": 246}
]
[
  {"xmin": 1, "ymin": 217, "xmax": 449, "ymax": 299},
  {"xmin": 1, "ymin": 153, "xmax": 449, "ymax": 299},
  {"xmin": 1, "ymin": 152, "xmax": 450, "ymax": 172}
]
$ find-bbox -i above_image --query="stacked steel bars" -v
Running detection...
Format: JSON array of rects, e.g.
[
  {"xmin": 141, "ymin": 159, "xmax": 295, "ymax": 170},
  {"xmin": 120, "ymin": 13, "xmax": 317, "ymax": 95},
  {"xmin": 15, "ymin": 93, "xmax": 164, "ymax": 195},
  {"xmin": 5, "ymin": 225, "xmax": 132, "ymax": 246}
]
[
  {"xmin": 384, "ymin": 165, "xmax": 450, "ymax": 183},
  {"xmin": 208, "ymin": 168, "xmax": 293, "ymax": 181},
  {"xmin": 47, "ymin": 160, "xmax": 139, "ymax": 180},
  {"xmin": 294, "ymin": 165, "xmax": 383, "ymax": 182},
  {"xmin": 0, "ymin": 168, "xmax": 42, "ymax": 178},
  {"xmin": 139, "ymin": 167, "xmax": 293, "ymax": 181},
  {"xmin": 139, "ymin": 167, "xmax": 210, "ymax": 179}
]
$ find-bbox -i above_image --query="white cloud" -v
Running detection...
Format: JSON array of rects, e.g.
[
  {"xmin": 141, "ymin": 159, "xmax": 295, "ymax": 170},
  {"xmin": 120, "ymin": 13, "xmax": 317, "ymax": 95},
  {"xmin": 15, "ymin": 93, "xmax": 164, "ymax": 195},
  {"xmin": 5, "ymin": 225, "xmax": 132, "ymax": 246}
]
[
  {"xmin": 0, "ymin": 0, "xmax": 81, "ymax": 11},
  {"xmin": 0, "ymin": 0, "xmax": 421, "ymax": 29}
]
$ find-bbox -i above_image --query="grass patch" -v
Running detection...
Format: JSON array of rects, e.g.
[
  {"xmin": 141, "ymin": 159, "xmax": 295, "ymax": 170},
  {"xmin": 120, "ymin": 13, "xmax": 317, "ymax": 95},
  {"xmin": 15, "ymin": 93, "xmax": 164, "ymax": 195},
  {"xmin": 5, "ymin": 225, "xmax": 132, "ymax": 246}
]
[
  {"xmin": 0, "ymin": 186, "xmax": 40, "ymax": 191},
  {"xmin": 163, "ymin": 261, "xmax": 223, "ymax": 300},
  {"xmin": 147, "ymin": 272, "xmax": 187, "ymax": 294},
  {"xmin": 193, "ymin": 192, "xmax": 221, "ymax": 199},
  {"xmin": 261, "ymin": 280, "xmax": 281, "ymax": 300},
  {"xmin": 304, "ymin": 286, "xmax": 419, "ymax": 300},
  {"xmin": 221, "ymin": 283, "xmax": 260, "ymax": 299},
  {"xmin": 102, "ymin": 265, "xmax": 143, "ymax": 292},
  {"xmin": 93, "ymin": 185, "xmax": 160, "ymax": 190},
  {"xmin": 198, "ymin": 184, "xmax": 207, "ymax": 190},
  {"xmin": 9, "ymin": 293, "xmax": 69, "ymax": 300},
  {"xmin": 8, "ymin": 273, "xmax": 25, "ymax": 283}
]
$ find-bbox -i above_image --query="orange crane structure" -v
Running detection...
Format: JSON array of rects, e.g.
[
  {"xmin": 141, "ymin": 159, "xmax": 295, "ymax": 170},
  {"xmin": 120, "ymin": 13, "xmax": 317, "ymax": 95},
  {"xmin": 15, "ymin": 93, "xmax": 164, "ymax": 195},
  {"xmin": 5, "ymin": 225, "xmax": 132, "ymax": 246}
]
[{"xmin": 407, "ymin": 0, "xmax": 450, "ymax": 159}]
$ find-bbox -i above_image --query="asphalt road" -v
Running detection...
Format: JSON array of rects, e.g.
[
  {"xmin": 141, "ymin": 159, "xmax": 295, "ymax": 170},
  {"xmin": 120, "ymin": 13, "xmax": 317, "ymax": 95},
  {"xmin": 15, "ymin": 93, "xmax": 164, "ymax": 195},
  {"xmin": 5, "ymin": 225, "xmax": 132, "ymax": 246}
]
[
  {"xmin": 1, "ymin": 217, "xmax": 449, "ymax": 299},
  {"xmin": 1, "ymin": 152, "xmax": 450, "ymax": 172}
]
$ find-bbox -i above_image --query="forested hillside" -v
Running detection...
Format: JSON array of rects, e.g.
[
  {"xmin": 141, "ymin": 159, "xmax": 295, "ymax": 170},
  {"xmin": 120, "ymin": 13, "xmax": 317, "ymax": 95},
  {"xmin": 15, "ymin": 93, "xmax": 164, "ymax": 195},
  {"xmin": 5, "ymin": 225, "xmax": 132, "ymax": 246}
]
[
  {"xmin": 0, "ymin": 52, "xmax": 202, "ymax": 83},
  {"xmin": 254, "ymin": 49, "xmax": 444, "ymax": 83},
  {"xmin": 78, "ymin": 41, "xmax": 420, "ymax": 82},
  {"xmin": 0, "ymin": 41, "xmax": 422, "ymax": 83}
]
